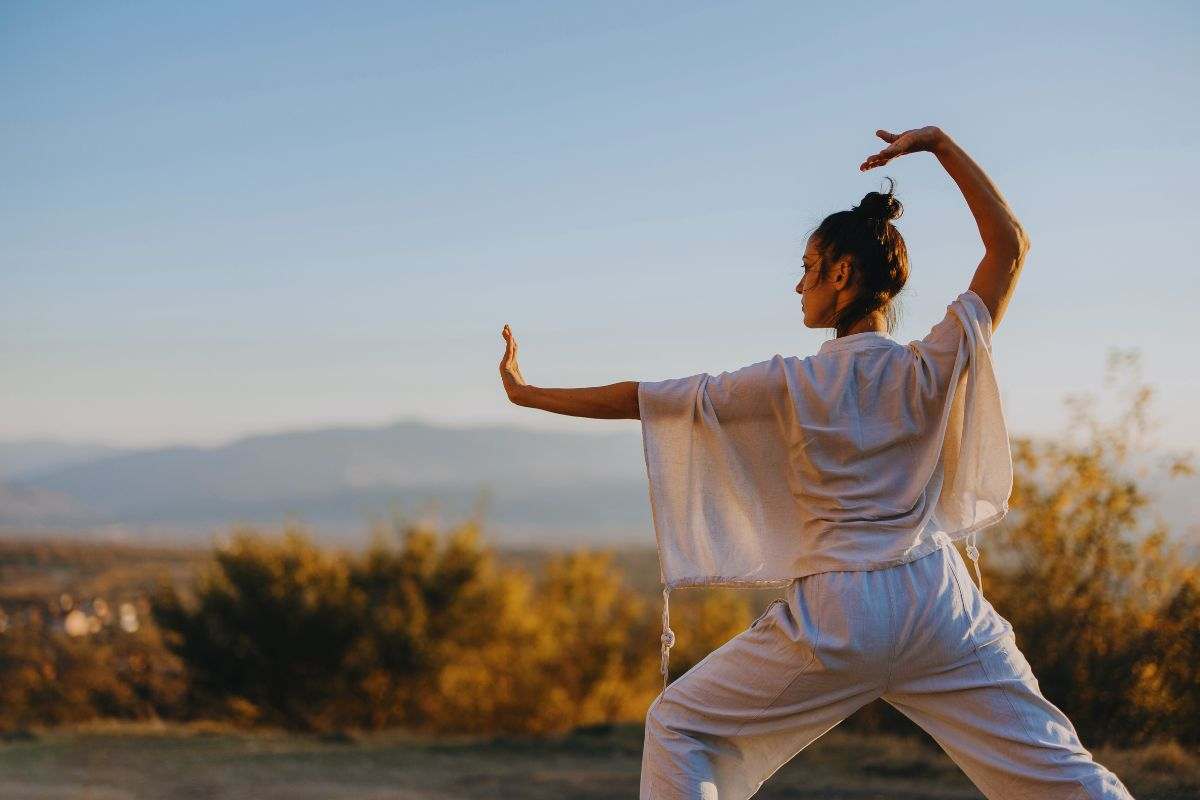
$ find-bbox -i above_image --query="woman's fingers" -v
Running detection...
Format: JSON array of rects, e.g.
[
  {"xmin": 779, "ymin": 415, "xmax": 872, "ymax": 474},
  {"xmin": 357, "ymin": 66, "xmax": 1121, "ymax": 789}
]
[
  {"xmin": 501, "ymin": 326, "xmax": 514, "ymax": 369},
  {"xmin": 501, "ymin": 325, "xmax": 522, "ymax": 374},
  {"xmin": 860, "ymin": 131, "xmax": 912, "ymax": 170},
  {"xmin": 506, "ymin": 328, "xmax": 519, "ymax": 361},
  {"xmin": 500, "ymin": 325, "xmax": 525, "ymax": 398},
  {"xmin": 860, "ymin": 148, "xmax": 897, "ymax": 171}
]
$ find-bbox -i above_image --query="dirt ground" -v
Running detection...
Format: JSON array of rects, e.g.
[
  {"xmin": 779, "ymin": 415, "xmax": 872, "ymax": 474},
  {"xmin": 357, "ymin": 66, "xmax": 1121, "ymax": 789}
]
[{"xmin": 0, "ymin": 721, "xmax": 1196, "ymax": 799}]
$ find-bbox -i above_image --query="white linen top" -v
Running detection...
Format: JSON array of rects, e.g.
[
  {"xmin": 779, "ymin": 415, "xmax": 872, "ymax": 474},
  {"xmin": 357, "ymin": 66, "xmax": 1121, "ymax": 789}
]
[{"xmin": 637, "ymin": 289, "xmax": 1013, "ymax": 687}]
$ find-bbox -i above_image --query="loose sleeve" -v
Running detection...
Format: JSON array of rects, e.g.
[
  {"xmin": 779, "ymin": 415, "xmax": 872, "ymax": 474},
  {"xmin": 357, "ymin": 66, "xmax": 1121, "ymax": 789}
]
[
  {"xmin": 638, "ymin": 354, "xmax": 800, "ymax": 590},
  {"xmin": 909, "ymin": 289, "xmax": 1012, "ymax": 540}
]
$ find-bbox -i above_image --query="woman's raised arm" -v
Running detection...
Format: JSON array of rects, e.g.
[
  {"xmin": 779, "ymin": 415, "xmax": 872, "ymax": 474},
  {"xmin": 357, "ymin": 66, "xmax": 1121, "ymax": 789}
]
[{"xmin": 861, "ymin": 126, "xmax": 1030, "ymax": 332}]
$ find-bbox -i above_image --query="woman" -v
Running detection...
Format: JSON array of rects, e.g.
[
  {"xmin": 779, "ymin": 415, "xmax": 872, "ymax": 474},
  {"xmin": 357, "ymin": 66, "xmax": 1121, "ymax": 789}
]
[{"xmin": 499, "ymin": 126, "xmax": 1133, "ymax": 799}]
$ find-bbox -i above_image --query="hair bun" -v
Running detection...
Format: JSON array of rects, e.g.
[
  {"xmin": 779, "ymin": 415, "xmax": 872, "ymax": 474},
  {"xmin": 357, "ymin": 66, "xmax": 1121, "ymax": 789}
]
[{"xmin": 854, "ymin": 176, "xmax": 903, "ymax": 224}]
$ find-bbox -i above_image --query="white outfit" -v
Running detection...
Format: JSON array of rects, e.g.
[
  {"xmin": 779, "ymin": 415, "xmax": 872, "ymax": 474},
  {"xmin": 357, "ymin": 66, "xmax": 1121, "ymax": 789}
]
[
  {"xmin": 636, "ymin": 290, "xmax": 1133, "ymax": 799},
  {"xmin": 639, "ymin": 543, "xmax": 1133, "ymax": 799}
]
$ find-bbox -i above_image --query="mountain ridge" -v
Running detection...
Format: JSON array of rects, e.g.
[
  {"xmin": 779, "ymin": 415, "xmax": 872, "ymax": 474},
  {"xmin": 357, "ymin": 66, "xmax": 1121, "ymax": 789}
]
[{"xmin": 0, "ymin": 420, "xmax": 653, "ymax": 546}]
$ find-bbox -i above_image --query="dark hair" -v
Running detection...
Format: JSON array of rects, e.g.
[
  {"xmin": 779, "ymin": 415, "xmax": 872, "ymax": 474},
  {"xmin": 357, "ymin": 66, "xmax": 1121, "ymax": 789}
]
[{"xmin": 807, "ymin": 176, "xmax": 909, "ymax": 337}]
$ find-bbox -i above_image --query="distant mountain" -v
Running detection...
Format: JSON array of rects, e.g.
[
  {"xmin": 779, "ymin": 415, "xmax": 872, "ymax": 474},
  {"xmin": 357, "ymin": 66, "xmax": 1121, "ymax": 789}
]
[
  {"xmin": 0, "ymin": 440, "xmax": 127, "ymax": 481},
  {"xmin": 0, "ymin": 421, "xmax": 653, "ymax": 546}
]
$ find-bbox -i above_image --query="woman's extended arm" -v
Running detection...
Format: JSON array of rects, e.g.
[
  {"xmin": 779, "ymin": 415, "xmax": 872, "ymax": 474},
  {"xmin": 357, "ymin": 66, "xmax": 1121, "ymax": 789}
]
[
  {"xmin": 860, "ymin": 126, "xmax": 1030, "ymax": 331},
  {"xmin": 499, "ymin": 324, "xmax": 640, "ymax": 419},
  {"xmin": 513, "ymin": 382, "xmax": 641, "ymax": 419}
]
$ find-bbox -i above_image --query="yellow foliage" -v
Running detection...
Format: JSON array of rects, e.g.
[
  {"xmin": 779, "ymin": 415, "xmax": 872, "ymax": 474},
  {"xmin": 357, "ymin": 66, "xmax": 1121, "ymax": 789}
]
[{"xmin": 983, "ymin": 349, "xmax": 1198, "ymax": 743}]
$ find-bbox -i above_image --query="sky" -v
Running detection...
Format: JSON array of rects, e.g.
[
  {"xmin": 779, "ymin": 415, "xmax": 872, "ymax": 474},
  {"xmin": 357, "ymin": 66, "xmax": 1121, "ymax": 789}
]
[{"xmin": 2, "ymin": 1, "xmax": 1198, "ymax": 452}]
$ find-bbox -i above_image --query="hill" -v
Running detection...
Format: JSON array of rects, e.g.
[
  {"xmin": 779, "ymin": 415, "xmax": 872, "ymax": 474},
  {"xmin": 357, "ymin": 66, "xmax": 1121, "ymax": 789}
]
[{"xmin": 0, "ymin": 421, "xmax": 652, "ymax": 546}]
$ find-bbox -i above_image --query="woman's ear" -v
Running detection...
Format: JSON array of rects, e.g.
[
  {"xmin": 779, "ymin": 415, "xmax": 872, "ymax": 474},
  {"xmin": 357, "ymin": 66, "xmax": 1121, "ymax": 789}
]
[{"xmin": 831, "ymin": 256, "xmax": 854, "ymax": 290}]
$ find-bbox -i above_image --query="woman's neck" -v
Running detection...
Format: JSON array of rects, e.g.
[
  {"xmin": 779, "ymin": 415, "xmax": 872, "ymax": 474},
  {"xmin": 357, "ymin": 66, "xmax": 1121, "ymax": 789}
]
[{"xmin": 838, "ymin": 313, "xmax": 888, "ymax": 338}]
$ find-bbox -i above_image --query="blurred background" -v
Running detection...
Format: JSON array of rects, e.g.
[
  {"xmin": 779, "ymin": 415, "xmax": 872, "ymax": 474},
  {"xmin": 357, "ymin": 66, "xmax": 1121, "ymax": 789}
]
[{"xmin": 1, "ymin": 2, "xmax": 1197, "ymax": 798}]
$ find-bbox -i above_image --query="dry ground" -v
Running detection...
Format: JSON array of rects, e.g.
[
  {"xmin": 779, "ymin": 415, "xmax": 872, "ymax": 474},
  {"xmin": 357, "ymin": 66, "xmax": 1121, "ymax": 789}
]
[{"xmin": 0, "ymin": 721, "xmax": 1197, "ymax": 799}]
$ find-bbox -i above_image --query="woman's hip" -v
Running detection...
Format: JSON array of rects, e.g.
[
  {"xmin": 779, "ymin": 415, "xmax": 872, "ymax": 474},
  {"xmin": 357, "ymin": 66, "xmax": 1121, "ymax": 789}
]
[{"xmin": 783, "ymin": 543, "xmax": 1015, "ymax": 668}]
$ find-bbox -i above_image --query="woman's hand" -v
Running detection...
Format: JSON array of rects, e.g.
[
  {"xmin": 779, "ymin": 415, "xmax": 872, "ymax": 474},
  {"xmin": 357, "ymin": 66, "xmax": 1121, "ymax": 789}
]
[
  {"xmin": 859, "ymin": 126, "xmax": 946, "ymax": 171},
  {"xmin": 498, "ymin": 325, "xmax": 640, "ymax": 418},
  {"xmin": 500, "ymin": 324, "xmax": 529, "ymax": 405}
]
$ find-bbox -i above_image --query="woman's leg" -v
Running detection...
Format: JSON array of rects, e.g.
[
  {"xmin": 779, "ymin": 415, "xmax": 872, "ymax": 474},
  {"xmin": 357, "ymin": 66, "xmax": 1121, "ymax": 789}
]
[
  {"xmin": 882, "ymin": 545, "xmax": 1133, "ymax": 800},
  {"xmin": 884, "ymin": 632, "xmax": 1133, "ymax": 799},
  {"xmin": 640, "ymin": 571, "xmax": 888, "ymax": 800}
]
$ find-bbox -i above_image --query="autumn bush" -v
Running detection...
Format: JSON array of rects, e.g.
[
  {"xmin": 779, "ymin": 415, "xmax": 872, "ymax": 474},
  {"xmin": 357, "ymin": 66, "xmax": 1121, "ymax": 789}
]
[
  {"xmin": 0, "ymin": 604, "xmax": 186, "ymax": 732},
  {"xmin": 149, "ymin": 519, "xmax": 750, "ymax": 735}
]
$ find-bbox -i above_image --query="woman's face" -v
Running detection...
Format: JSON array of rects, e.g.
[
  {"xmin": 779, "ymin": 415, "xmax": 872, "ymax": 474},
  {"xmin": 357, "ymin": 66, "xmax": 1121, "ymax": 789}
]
[{"xmin": 796, "ymin": 237, "xmax": 852, "ymax": 329}]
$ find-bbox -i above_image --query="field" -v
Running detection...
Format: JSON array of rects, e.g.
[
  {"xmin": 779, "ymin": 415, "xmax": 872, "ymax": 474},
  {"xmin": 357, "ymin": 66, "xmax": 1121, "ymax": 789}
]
[{"xmin": 2, "ymin": 721, "xmax": 1198, "ymax": 800}]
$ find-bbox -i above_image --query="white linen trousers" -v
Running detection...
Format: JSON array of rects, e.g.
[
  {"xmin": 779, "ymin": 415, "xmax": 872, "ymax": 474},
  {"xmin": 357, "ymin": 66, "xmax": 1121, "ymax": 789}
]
[{"xmin": 640, "ymin": 542, "xmax": 1134, "ymax": 799}]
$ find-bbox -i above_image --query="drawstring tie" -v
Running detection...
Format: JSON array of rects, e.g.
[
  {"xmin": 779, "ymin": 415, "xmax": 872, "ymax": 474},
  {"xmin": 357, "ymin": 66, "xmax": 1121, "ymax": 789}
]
[
  {"xmin": 965, "ymin": 531, "xmax": 983, "ymax": 592},
  {"xmin": 660, "ymin": 587, "xmax": 675, "ymax": 692}
]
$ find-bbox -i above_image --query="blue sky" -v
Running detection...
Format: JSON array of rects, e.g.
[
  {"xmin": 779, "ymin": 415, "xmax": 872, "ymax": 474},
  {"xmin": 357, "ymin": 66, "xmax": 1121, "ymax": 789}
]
[{"xmin": 2, "ymin": 1, "xmax": 1197, "ymax": 451}]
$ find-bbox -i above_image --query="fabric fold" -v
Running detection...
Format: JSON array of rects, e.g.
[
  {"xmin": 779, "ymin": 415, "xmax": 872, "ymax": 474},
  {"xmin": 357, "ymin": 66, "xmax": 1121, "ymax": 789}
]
[{"xmin": 638, "ymin": 290, "xmax": 1012, "ymax": 687}]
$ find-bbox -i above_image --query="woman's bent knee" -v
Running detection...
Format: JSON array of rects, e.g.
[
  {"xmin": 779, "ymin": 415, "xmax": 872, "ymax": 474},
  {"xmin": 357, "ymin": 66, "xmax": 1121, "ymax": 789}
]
[
  {"xmin": 641, "ymin": 695, "xmax": 721, "ymax": 800},
  {"xmin": 644, "ymin": 697, "xmax": 668, "ymax": 739},
  {"xmin": 1075, "ymin": 764, "xmax": 1135, "ymax": 800}
]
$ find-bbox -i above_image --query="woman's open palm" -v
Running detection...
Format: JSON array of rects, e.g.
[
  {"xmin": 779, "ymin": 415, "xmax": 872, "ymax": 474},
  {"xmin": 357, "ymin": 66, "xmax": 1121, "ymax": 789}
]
[
  {"xmin": 500, "ymin": 324, "xmax": 527, "ymax": 402},
  {"xmin": 859, "ymin": 126, "xmax": 943, "ymax": 171}
]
